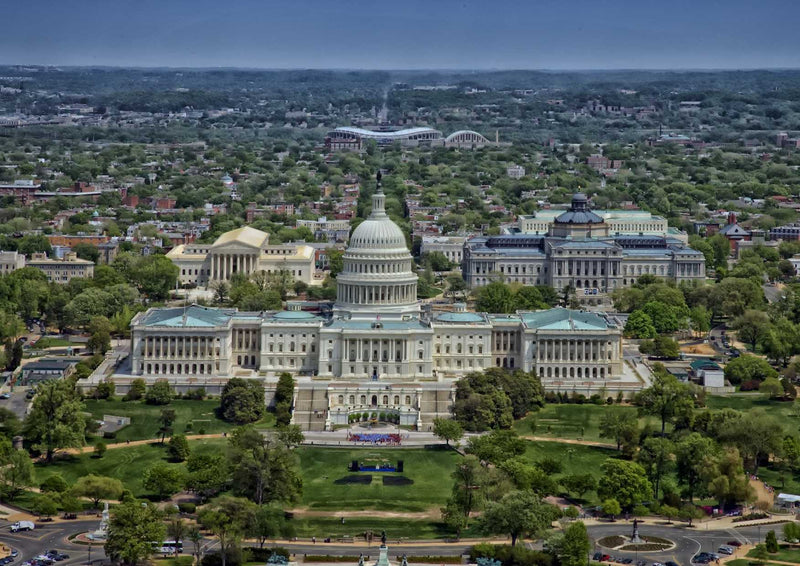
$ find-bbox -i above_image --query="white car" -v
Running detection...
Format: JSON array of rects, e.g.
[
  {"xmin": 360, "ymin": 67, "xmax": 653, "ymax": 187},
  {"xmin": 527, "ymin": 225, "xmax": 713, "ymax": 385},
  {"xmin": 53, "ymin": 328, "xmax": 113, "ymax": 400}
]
[
  {"xmin": 0, "ymin": 393, "xmax": 9, "ymax": 399},
  {"xmin": 718, "ymin": 546, "xmax": 734, "ymax": 555}
]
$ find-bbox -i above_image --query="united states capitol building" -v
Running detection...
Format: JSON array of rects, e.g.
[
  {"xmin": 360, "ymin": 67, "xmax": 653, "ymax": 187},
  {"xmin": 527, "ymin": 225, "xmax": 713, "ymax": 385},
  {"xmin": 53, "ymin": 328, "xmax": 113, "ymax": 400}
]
[{"xmin": 122, "ymin": 186, "xmax": 641, "ymax": 430}]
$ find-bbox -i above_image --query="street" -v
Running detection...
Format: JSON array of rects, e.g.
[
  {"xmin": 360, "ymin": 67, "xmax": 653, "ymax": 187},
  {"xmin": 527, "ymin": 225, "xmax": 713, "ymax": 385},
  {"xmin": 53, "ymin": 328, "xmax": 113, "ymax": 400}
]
[{"xmin": 0, "ymin": 515, "xmax": 787, "ymax": 566}]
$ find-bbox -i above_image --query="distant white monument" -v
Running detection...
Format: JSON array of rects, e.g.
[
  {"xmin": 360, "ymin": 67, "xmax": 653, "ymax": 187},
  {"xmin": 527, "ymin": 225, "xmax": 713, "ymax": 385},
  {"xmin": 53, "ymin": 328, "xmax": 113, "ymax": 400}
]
[{"xmin": 88, "ymin": 502, "xmax": 109, "ymax": 541}]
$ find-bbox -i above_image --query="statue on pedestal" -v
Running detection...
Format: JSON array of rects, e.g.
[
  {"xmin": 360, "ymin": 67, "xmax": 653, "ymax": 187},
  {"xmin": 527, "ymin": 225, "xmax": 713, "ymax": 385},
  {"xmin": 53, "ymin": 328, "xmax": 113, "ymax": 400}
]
[
  {"xmin": 88, "ymin": 502, "xmax": 110, "ymax": 541},
  {"xmin": 630, "ymin": 518, "xmax": 643, "ymax": 544}
]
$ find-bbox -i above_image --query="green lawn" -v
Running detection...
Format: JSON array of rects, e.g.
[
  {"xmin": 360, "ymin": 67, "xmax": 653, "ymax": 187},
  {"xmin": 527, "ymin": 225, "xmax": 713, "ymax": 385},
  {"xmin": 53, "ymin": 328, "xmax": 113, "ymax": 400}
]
[
  {"xmin": 298, "ymin": 446, "xmax": 461, "ymax": 512},
  {"xmin": 83, "ymin": 399, "xmax": 273, "ymax": 443},
  {"xmin": 747, "ymin": 545, "xmax": 800, "ymax": 564},
  {"xmin": 34, "ymin": 439, "xmax": 227, "ymax": 497},
  {"xmin": 705, "ymin": 394, "xmax": 800, "ymax": 419},
  {"xmin": 514, "ymin": 404, "xmax": 661, "ymax": 443},
  {"xmin": 290, "ymin": 516, "xmax": 473, "ymax": 540}
]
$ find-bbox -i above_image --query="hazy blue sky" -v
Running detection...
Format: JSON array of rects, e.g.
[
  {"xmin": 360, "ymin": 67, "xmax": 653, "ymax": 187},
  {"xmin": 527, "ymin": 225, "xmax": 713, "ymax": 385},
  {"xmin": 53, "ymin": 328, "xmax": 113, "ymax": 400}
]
[{"xmin": 3, "ymin": 0, "xmax": 798, "ymax": 69}]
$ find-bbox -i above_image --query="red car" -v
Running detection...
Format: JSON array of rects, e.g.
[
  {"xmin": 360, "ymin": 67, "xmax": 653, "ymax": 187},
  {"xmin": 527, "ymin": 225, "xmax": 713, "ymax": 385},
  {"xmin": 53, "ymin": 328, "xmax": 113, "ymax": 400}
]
[{"xmin": 726, "ymin": 541, "xmax": 743, "ymax": 547}]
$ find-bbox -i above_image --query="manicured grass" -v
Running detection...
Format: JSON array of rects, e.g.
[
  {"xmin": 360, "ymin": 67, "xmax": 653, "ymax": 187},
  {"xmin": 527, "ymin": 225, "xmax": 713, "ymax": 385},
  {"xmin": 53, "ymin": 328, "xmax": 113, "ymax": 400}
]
[
  {"xmin": 83, "ymin": 399, "xmax": 273, "ymax": 443},
  {"xmin": 747, "ymin": 545, "xmax": 800, "ymax": 564},
  {"xmin": 298, "ymin": 446, "xmax": 461, "ymax": 512},
  {"xmin": 34, "ymin": 439, "xmax": 227, "ymax": 497},
  {"xmin": 289, "ymin": 516, "xmax": 477, "ymax": 540},
  {"xmin": 515, "ymin": 404, "xmax": 662, "ymax": 443}
]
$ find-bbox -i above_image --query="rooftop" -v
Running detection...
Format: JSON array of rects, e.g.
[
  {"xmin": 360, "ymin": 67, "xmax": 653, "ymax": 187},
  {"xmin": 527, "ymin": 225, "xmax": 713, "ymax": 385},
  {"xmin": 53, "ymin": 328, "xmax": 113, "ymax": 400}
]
[{"xmin": 521, "ymin": 308, "xmax": 612, "ymax": 331}]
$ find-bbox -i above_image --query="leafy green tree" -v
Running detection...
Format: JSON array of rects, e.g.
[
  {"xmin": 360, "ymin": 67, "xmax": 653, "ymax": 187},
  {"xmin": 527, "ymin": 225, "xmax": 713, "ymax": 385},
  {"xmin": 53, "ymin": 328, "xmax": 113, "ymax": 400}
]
[
  {"xmin": 105, "ymin": 501, "xmax": 165, "ymax": 566},
  {"xmin": 441, "ymin": 501, "xmax": 468, "ymax": 539},
  {"xmin": 689, "ymin": 306, "xmax": 712, "ymax": 337},
  {"xmin": 705, "ymin": 448, "xmax": 754, "ymax": 510},
  {"xmin": 94, "ymin": 441, "xmax": 107, "ymax": 458},
  {"xmin": 143, "ymin": 463, "xmax": 185, "ymax": 500},
  {"xmin": 732, "ymin": 310, "xmax": 771, "ymax": 351},
  {"xmin": 0, "ymin": 439, "xmax": 34, "ymax": 500},
  {"xmin": 433, "ymin": 418, "xmax": 463, "ymax": 446},
  {"xmin": 597, "ymin": 460, "xmax": 652, "ymax": 511},
  {"xmin": 186, "ymin": 453, "xmax": 230, "ymax": 501},
  {"xmin": 73, "ymin": 243, "xmax": 100, "ymax": 263},
  {"xmin": 198, "ymin": 496, "xmax": 257, "ymax": 566},
  {"xmin": 716, "ymin": 409, "xmax": 784, "ymax": 473},
  {"xmin": 659, "ymin": 505, "xmax": 679, "ymax": 523},
  {"xmin": 498, "ymin": 458, "xmax": 556, "ymax": 494},
  {"xmin": 158, "ymin": 407, "xmax": 176, "ymax": 443},
  {"xmin": 445, "ymin": 274, "xmax": 468, "ymax": 302},
  {"xmin": 601, "ymin": 498, "xmax": 621, "ymax": 520},
  {"xmin": 478, "ymin": 490, "xmax": 559, "ymax": 547},
  {"xmin": 228, "ymin": 427, "xmax": 302, "ymax": 505},
  {"xmin": 783, "ymin": 522, "xmax": 800, "ymax": 542},
  {"xmin": 145, "ymin": 379, "xmax": 173, "ymax": 405},
  {"xmin": 39, "ymin": 474, "xmax": 68, "ymax": 494},
  {"xmin": 71, "ymin": 474, "xmax": 124, "ymax": 508},
  {"xmin": 475, "ymin": 281, "xmax": 515, "ymax": 314},
  {"xmin": 274, "ymin": 373, "xmax": 294, "ymax": 427},
  {"xmin": 0, "ymin": 408, "xmax": 20, "ymax": 440},
  {"xmin": 168, "ymin": 434, "xmax": 191, "ymax": 462},
  {"xmin": 220, "ymin": 378, "xmax": 265, "ymax": 425},
  {"xmin": 624, "ymin": 311, "xmax": 657, "ymax": 339},
  {"xmin": 87, "ymin": 315, "xmax": 112, "ymax": 354},
  {"xmin": 637, "ymin": 436, "xmax": 674, "ymax": 500},
  {"xmin": 751, "ymin": 543, "xmax": 770, "ymax": 564},
  {"xmin": 766, "ymin": 530, "xmax": 779, "ymax": 553},
  {"xmin": 247, "ymin": 504, "xmax": 294, "ymax": 548},
  {"xmin": 466, "ymin": 429, "xmax": 526, "ymax": 464},
  {"xmin": 125, "ymin": 378, "xmax": 147, "ymax": 401},
  {"xmin": 638, "ymin": 369, "xmax": 695, "ymax": 434},
  {"xmin": 724, "ymin": 355, "xmax": 778, "ymax": 385},
  {"xmin": 760, "ymin": 377, "xmax": 785, "ymax": 399},
  {"xmin": 560, "ymin": 474, "xmax": 597, "ymax": 500},
  {"xmin": 599, "ymin": 408, "xmax": 639, "ymax": 455},
  {"xmin": 676, "ymin": 433, "xmax": 717, "ymax": 501},
  {"xmin": 23, "ymin": 380, "xmax": 85, "ymax": 462},
  {"xmin": 551, "ymin": 521, "xmax": 591, "ymax": 566},
  {"xmin": 166, "ymin": 517, "xmax": 188, "ymax": 557},
  {"xmin": 32, "ymin": 495, "xmax": 58, "ymax": 519}
]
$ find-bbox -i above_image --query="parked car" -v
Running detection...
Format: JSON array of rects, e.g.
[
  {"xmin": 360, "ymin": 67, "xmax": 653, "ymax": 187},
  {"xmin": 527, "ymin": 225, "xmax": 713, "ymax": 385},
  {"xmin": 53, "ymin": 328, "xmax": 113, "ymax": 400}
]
[
  {"xmin": 718, "ymin": 546, "xmax": 734, "ymax": 555},
  {"xmin": 726, "ymin": 541, "xmax": 743, "ymax": 547},
  {"xmin": 0, "ymin": 392, "xmax": 9, "ymax": 399}
]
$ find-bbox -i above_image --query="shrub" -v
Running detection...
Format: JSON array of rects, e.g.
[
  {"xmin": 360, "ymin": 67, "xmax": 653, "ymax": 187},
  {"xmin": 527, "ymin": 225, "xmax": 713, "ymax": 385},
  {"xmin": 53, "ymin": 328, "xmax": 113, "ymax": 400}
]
[
  {"xmin": 740, "ymin": 379, "xmax": 762, "ymax": 392},
  {"xmin": 40, "ymin": 474, "xmax": 68, "ymax": 493},
  {"xmin": 94, "ymin": 441, "xmax": 107, "ymax": 458},
  {"xmin": 125, "ymin": 378, "xmax": 146, "ymax": 401}
]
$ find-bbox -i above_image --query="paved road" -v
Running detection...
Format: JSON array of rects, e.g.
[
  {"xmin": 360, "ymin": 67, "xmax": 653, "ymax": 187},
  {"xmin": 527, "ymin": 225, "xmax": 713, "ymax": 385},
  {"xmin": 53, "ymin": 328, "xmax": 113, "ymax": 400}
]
[
  {"xmin": 0, "ymin": 515, "xmax": 790, "ymax": 566},
  {"xmin": 763, "ymin": 284, "xmax": 785, "ymax": 304},
  {"xmin": 0, "ymin": 388, "xmax": 30, "ymax": 420}
]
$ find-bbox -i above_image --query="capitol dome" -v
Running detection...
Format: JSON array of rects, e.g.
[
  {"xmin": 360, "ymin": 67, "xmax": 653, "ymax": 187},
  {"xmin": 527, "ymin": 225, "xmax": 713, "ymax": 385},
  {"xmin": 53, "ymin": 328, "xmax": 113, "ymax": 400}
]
[{"xmin": 334, "ymin": 181, "xmax": 419, "ymax": 320}]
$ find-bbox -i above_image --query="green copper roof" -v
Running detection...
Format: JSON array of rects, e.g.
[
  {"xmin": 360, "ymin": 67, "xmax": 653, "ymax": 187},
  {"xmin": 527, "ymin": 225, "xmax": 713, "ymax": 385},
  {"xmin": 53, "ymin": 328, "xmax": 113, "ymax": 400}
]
[
  {"xmin": 521, "ymin": 309, "xmax": 609, "ymax": 330},
  {"xmin": 139, "ymin": 305, "xmax": 234, "ymax": 328},
  {"xmin": 435, "ymin": 312, "xmax": 485, "ymax": 323},
  {"xmin": 271, "ymin": 310, "xmax": 320, "ymax": 321}
]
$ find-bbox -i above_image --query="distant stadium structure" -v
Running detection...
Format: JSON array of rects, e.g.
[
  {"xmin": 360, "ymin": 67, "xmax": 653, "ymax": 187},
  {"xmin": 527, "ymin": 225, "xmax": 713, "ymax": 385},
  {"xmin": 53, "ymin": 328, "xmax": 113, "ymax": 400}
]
[
  {"xmin": 326, "ymin": 126, "xmax": 442, "ymax": 150},
  {"xmin": 325, "ymin": 126, "xmax": 495, "ymax": 151},
  {"xmin": 444, "ymin": 130, "xmax": 491, "ymax": 149}
]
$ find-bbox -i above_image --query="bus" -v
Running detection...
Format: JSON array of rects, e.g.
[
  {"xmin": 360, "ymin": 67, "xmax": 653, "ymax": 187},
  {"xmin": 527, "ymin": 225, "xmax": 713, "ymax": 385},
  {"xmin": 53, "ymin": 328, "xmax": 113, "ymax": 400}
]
[{"xmin": 155, "ymin": 541, "xmax": 183, "ymax": 554}]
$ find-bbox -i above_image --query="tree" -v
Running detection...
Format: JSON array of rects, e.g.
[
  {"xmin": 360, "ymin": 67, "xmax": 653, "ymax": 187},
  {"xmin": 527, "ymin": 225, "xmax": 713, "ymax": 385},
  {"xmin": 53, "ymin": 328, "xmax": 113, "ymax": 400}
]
[
  {"xmin": 0, "ymin": 441, "xmax": 34, "ymax": 500},
  {"xmin": 676, "ymin": 433, "xmax": 717, "ymax": 501},
  {"xmin": 783, "ymin": 522, "xmax": 800, "ymax": 543},
  {"xmin": 751, "ymin": 543, "xmax": 770, "ymax": 565},
  {"xmin": 0, "ymin": 408, "xmax": 20, "ymax": 441},
  {"xmin": 640, "ymin": 335, "xmax": 681, "ymax": 359},
  {"xmin": 247, "ymin": 504, "xmax": 293, "ymax": 548},
  {"xmin": 760, "ymin": 377, "xmax": 785, "ymax": 399},
  {"xmin": 168, "ymin": 434, "xmax": 191, "ymax": 462},
  {"xmin": 659, "ymin": 505, "xmax": 679, "ymax": 523},
  {"xmin": 23, "ymin": 379, "xmax": 85, "ymax": 462},
  {"xmin": 143, "ymin": 463, "xmax": 185, "ymax": 500},
  {"xmin": 441, "ymin": 501, "xmax": 468, "ymax": 539},
  {"xmin": 32, "ymin": 495, "xmax": 58, "ymax": 519},
  {"xmin": 72, "ymin": 474, "xmax": 124, "ymax": 508},
  {"xmin": 187, "ymin": 526, "xmax": 203, "ymax": 565},
  {"xmin": 433, "ymin": 418, "xmax": 463, "ymax": 447},
  {"xmin": 624, "ymin": 311, "xmax": 657, "ymax": 339},
  {"xmin": 724, "ymin": 355, "xmax": 778, "ymax": 385},
  {"xmin": 94, "ymin": 441, "xmax": 107, "ymax": 458},
  {"xmin": 601, "ymin": 498, "xmax": 621, "ymax": 520},
  {"xmin": 478, "ymin": 490, "xmax": 559, "ymax": 546},
  {"xmin": 732, "ymin": 310, "xmax": 771, "ymax": 351},
  {"xmin": 92, "ymin": 379, "xmax": 116, "ymax": 400},
  {"xmin": 599, "ymin": 409, "xmax": 639, "ymax": 455},
  {"xmin": 637, "ymin": 437, "xmax": 675, "ymax": 500},
  {"xmin": 146, "ymin": 379, "xmax": 173, "ymax": 405},
  {"xmin": 105, "ymin": 501, "xmax": 165, "ymax": 566},
  {"xmin": 73, "ymin": 243, "xmax": 100, "ymax": 263},
  {"xmin": 167, "ymin": 517, "xmax": 187, "ymax": 557},
  {"xmin": 560, "ymin": 474, "xmax": 597, "ymax": 500},
  {"xmin": 446, "ymin": 274, "xmax": 468, "ymax": 302},
  {"xmin": 475, "ymin": 281, "xmax": 515, "ymax": 314},
  {"xmin": 766, "ymin": 530, "xmax": 779, "ymax": 553},
  {"xmin": 466, "ymin": 429, "xmax": 526, "ymax": 464},
  {"xmin": 689, "ymin": 306, "xmax": 712, "ymax": 337},
  {"xmin": 228, "ymin": 427, "xmax": 302, "ymax": 505},
  {"xmin": 706, "ymin": 448, "xmax": 754, "ymax": 510},
  {"xmin": 638, "ymin": 371, "xmax": 695, "ymax": 434},
  {"xmin": 40, "ymin": 474, "xmax": 68, "ymax": 494},
  {"xmin": 274, "ymin": 373, "xmax": 294, "ymax": 427},
  {"xmin": 158, "ymin": 408, "xmax": 176, "ymax": 444},
  {"xmin": 716, "ymin": 409, "xmax": 784, "ymax": 473},
  {"xmin": 123, "ymin": 254, "xmax": 179, "ymax": 302},
  {"xmin": 597, "ymin": 460, "xmax": 652, "ymax": 511},
  {"xmin": 186, "ymin": 453, "xmax": 230, "ymax": 501},
  {"xmin": 87, "ymin": 316, "xmax": 112, "ymax": 354},
  {"xmin": 552, "ymin": 521, "xmax": 591, "ymax": 566},
  {"xmin": 125, "ymin": 378, "xmax": 146, "ymax": 401},
  {"xmin": 198, "ymin": 496, "xmax": 257, "ymax": 566},
  {"xmin": 220, "ymin": 378, "xmax": 265, "ymax": 425}
]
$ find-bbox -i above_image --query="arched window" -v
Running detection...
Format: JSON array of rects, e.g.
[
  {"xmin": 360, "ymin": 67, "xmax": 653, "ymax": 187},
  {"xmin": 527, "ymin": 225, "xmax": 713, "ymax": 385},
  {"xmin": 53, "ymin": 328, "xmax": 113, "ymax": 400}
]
[{"xmin": 338, "ymin": 395, "xmax": 344, "ymax": 405}]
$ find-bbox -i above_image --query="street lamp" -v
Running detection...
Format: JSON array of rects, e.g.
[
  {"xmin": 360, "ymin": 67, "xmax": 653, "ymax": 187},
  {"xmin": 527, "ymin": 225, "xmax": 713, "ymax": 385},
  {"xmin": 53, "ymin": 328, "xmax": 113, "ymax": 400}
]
[{"xmin": 87, "ymin": 543, "xmax": 92, "ymax": 566}]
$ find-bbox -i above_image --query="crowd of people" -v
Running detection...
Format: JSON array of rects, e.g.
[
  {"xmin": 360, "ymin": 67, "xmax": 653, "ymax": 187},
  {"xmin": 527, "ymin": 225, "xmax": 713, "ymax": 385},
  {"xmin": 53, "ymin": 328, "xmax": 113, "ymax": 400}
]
[{"xmin": 347, "ymin": 432, "xmax": 402, "ymax": 445}]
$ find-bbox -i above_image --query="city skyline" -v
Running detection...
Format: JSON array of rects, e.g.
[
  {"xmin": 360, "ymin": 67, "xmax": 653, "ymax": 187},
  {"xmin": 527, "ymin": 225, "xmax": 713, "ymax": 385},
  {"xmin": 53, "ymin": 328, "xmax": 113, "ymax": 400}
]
[{"xmin": 2, "ymin": 0, "xmax": 799, "ymax": 70}]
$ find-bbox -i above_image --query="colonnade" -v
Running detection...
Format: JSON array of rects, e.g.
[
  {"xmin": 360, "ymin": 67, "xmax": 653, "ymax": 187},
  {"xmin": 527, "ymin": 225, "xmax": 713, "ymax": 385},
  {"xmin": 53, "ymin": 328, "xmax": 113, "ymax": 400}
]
[
  {"xmin": 338, "ymin": 283, "xmax": 416, "ymax": 305},
  {"xmin": 211, "ymin": 253, "xmax": 258, "ymax": 281},
  {"xmin": 345, "ymin": 338, "xmax": 408, "ymax": 362},
  {"xmin": 536, "ymin": 338, "xmax": 616, "ymax": 362},
  {"xmin": 143, "ymin": 335, "xmax": 220, "ymax": 358},
  {"xmin": 234, "ymin": 328, "xmax": 260, "ymax": 351}
]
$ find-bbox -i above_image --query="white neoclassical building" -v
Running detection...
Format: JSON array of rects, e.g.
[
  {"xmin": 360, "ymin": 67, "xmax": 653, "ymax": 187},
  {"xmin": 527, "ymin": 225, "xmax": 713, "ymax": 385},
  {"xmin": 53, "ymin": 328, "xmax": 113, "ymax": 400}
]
[
  {"xmin": 166, "ymin": 226, "xmax": 316, "ymax": 287},
  {"xmin": 126, "ymin": 185, "xmax": 633, "ymax": 430}
]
